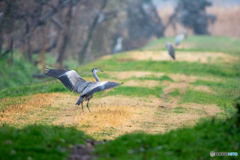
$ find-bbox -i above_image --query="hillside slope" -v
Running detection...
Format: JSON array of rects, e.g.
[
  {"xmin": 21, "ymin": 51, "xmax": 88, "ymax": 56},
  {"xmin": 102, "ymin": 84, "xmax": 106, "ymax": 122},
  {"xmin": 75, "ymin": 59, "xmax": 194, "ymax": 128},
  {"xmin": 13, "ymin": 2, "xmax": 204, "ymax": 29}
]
[{"xmin": 0, "ymin": 36, "xmax": 240, "ymax": 159}]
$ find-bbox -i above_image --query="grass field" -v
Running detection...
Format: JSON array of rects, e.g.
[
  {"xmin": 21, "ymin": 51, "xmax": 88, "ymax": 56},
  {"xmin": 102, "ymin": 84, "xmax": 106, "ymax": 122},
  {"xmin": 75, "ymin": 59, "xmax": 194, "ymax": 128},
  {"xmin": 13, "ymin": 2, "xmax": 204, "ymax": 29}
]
[{"xmin": 0, "ymin": 36, "xmax": 240, "ymax": 159}]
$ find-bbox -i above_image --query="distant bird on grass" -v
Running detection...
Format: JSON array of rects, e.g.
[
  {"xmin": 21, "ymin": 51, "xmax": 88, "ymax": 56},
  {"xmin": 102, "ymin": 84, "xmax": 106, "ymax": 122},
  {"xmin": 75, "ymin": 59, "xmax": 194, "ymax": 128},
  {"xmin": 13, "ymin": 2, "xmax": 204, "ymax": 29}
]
[
  {"xmin": 112, "ymin": 37, "xmax": 123, "ymax": 54},
  {"xmin": 182, "ymin": 29, "xmax": 188, "ymax": 38},
  {"xmin": 166, "ymin": 42, "xmax": 175, "ymax": 60},
  {"xmin": 45, "ymin": 68, "xmax": 121, "ymax": 112},
  {"xmin": 175, "ymin": 34, "xmax": 185, "ymax": 46},
  {"xmin": 175, "ymin": 29, "xmax": 188, "ymax": 46}
]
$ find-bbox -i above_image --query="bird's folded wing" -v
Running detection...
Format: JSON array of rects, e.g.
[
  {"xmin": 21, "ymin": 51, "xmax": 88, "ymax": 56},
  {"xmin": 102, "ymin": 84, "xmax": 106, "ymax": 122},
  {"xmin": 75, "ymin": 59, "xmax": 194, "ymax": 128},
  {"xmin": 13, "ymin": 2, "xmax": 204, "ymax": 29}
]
[
  {"xmin": 86, "ymin": 81, "xmax": 120, "ymax": 95},
  {"xmin": 45, "ymin": 68, "xmax": 87, "ymax": 92}
]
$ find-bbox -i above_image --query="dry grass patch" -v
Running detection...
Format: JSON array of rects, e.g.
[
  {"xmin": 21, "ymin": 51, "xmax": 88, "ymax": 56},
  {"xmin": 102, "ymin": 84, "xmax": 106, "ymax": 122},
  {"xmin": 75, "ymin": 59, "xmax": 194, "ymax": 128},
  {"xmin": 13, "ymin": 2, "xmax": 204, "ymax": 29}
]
[
  {"xmin": 168, "ymin": 73, "xmax": 197, "ymax": 83},
  {"xmin": 0, "ymin": 93, "xmax": 224, "ymax": 140},
  {"xmin": 101, "ymin": 55, "xmax": 112, "ymax": 59},
  {"xmin": 155, "ymin": 98, "xmax": 223, "ymax": 129},
  {"xmin": 53, "ymin": 105, "xmax": 139, "ymax": 138},
  {"xmin": 116, "ymin": 98, "xmax": 224, "ymax": 135},
  {"xmin": 190, "ymin": 85, "xmax": 214, "ymax": 94},
  {"xmin": 163, "ymin": 83, "xmax": 189, "ymax": 94},
  {"xmin": 107, "ymin": 70, "xmax": 221, "ymax": 84},
  {"xmin": 123, "ymin": 51, "xmax": 237, "ymax": 63},
  {"xmin": 124, "ymin": 80, "xmax": 160, "ymax": 88},
  {"xmin": 0, "ymin": 93, "xmax": 54, "ymax": 125},
  {"xmin": 168, "ymin": 73, "xmax": 222, "ymax": 83},
  {"xmin": 106, "ymin": 71, "xmax": 165, "ymax": 79},
  {"xmin": 163, "ymin": 80, "xmax": 214, "ymax": 94},
  {"xmin": 174, "ymin": 52, "xmax": 237, "ymax": 63}
]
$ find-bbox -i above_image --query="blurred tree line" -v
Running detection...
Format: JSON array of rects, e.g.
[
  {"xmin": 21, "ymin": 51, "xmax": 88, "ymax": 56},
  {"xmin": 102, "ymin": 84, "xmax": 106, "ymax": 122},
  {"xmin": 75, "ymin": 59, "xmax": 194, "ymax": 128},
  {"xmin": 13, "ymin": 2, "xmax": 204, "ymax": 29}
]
[
  {"xmin": 175, "ymin": 0, "xmax": 216, "ymax": 34},
  {"xmin": 0, "ymin": 0, "xmax": 215, "ymax": 72}
]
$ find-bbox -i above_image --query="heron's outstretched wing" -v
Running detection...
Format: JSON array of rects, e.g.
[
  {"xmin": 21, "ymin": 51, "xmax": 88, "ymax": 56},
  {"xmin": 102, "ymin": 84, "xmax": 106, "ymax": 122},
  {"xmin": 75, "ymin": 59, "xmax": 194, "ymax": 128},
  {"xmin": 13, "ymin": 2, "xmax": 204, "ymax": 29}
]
[
  {"xmin": 45, "ymin": 68, "xmax": 87, "ymax": 92},
  {"xmin": 45, "ymin": 68, "xmax": 70, "ymax": 78},
  {"xmin": 82, "ymin": 81, "xmax": 120, "ymax": 96}
]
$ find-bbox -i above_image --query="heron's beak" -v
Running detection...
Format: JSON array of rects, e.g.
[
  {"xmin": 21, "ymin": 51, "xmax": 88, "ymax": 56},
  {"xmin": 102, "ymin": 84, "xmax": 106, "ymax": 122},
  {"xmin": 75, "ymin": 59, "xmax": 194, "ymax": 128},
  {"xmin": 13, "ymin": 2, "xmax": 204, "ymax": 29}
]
[{"xmin": 99, "ymin": 70, "xmax": 103, "ymax": 72}]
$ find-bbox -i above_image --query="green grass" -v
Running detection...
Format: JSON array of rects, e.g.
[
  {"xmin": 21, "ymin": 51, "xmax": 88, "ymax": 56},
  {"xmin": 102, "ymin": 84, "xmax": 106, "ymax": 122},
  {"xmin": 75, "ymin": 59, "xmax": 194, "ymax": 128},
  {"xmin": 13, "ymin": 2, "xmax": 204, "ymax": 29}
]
[
  {"xmin": 190, "ymin": 79, "xmax": 240, "ymax": 95},
  {"xmin": 181, "ymin": 90, "xmax": 234, "ymax": 109},
  {"xmin": 1, "ymin": 35, "xmax": 240, "ymax": 159},
  {"xmin": 123, "ymin": 75, "xmax": 173, "ymax": 82},
  {"xmin": 94, "ymin": 115, "xmax": 240, "ymax": 160},
  {"xmin": 78, "ymin": 59, "xmax": 240, "ymax": 79},
  {"xmin": 168, "ymin": 89, "xmax": 181, "ymax": 97},
  {"xmin": 0, "ymin": 125, "xmax": 90, "ymax": 160},
  {"xmin": 94, "ymin": 86, "xmax": 164, "ymax": 98},
  {"xmin": 159, "ymin": 75, "xmax": 174, "ymax": 82},
  {"xmin": 168, "ymin": 89, "xmax": 236, "ymax": 114},
  {"xmin": 0, "ymin": 82, "xmax": 163, "ymax": 101},
  {"xmin": 173, "ymin": 107, "xmax": 187, "ymax": 114},
  {"xmin": 143, "ymin": 35, "xmax": 240, "ymax": 55},
  {"xmin": 0, "ymin": 54, "xmax": 40, "ymax": 90},
  {"xmin": 0, "ymin": 81, "xmax": 70, "ymax": 99},
  {"xmin": 93, "ymin": 127, "xmax": 118, "ymax": 140}
]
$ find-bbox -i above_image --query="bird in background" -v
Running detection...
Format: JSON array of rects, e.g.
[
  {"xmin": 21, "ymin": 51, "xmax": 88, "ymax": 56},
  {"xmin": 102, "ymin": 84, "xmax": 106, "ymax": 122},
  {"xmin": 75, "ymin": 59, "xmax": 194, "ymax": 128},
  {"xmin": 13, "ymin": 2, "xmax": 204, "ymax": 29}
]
[
  {"xmin": 166, "ymin": 42, "xmax": 175, "ymax": 60},
  {"xmin": 175, "ymin": 34, "xmax": 185, "ymax": 47},
  {"xmin": 95, "ymin": 9, "xmax": 105, "ymax": 24},
  {"xmin": 182, "ymin": 29, "xmax": 188, "ymax": 38},
  {"xmin": 45, "ymin": 68, "xmax": 121, "ymax": 112},
  {"xmin": 175, "ymin": 29, "xmax": 187, "ymax": 46},
  {"xmin": 112, "ymin": 37, "xmax": 123, "ymax": 54}
]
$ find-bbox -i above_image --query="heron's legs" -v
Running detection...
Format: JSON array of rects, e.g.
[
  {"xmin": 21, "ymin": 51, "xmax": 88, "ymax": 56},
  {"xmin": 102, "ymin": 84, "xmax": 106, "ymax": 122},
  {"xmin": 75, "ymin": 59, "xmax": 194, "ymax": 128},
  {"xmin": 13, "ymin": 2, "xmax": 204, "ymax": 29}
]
[
  {"xmin": 81, "ymin": 102, "xmax": 84, "ymax": 111},
  {"xmin": 86, "ymin": 100, "xmax": 91, "ymax": 112}
]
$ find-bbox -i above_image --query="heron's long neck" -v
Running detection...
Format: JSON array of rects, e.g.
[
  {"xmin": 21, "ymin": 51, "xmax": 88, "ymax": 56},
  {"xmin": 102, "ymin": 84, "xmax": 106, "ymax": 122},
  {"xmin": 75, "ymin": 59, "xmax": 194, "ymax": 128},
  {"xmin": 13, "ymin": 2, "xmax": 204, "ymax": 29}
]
[{"xmin": 93, "ymin": 71, "xmax": 100, "ymax": 82}]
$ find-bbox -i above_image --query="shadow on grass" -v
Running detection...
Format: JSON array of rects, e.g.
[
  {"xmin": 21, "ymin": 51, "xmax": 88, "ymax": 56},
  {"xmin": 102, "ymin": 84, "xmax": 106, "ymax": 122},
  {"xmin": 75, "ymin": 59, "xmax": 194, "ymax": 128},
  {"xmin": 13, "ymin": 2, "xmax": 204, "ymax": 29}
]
[{"xmin": 0, "ymin": 125, "xmax": 90, "ymax": 160}]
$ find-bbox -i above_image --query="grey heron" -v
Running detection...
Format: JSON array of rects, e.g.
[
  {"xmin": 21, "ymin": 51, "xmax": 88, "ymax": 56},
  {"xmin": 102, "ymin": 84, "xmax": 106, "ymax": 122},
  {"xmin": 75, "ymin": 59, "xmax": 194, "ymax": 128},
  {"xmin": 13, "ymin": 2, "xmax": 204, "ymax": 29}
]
[
  {"xmin": 166, "ymin": 42, "xmax": 175, "ymax": 60},
  {"xmin": 175, "ymin": 29, "xmax": 188, "ymax": 46},
  {"xmin": 45, "ymin": 68, "xmax": 121, "ymax": 112},
  {"xmin": 112, "ymin": 37, "xmax": 122, "ymax": 54},
  {"xmin": 182, "ymin": 29, "xmax": 188, "ymax": 38},
  {"xmin": 95, "ymin": 9, "xmax": 105, "ymax": 24},
  {"xmin": 175, "ymin": 34, "xmax": 185, "ymax": 46}
]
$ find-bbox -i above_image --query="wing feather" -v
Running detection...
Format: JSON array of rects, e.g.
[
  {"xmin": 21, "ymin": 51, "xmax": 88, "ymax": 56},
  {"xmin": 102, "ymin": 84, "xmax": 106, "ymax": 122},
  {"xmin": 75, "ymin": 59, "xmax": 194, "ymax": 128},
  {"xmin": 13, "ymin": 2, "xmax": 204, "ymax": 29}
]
[
  {"xmin": 45, "ymin": 68, "xmax": 87, "ymax": 92},
  {"xmin": 45, "ymin": 68, "xmax": 70, "ymax": 78},
  {"xmin": 83, "ymin": 81, "xmax": 120, "ymax": 96},
  {"xmin": 77, "ymin": 82, "xmax": 93, "ymax": 94}
]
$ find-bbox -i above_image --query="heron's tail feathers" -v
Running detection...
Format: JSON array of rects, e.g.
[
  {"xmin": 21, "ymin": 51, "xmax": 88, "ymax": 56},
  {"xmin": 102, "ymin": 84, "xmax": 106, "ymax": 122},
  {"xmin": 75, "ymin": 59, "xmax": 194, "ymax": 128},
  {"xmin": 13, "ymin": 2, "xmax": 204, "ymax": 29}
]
[{"xmin": 76, "ymin": 96, "xmax": 84, "ymax": 105}]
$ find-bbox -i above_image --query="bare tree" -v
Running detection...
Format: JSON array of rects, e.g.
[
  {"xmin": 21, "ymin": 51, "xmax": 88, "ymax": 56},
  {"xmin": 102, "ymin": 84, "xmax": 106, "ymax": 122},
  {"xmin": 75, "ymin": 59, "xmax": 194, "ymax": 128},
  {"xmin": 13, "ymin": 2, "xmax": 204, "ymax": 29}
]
[
  {"xmin": 0, "ymin": 0, "xmax": 81, "ymax": 62},
  {"xmin": 0, "ymin": 0, "xmax": 166, "ymax": 68},
  {"xmin": 56, "ymin": 2, "xmax": 74, "ymax": 68},
  {"xmin": 78, "ymin": 0, "xmax": 108, "ymax": 64}
]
